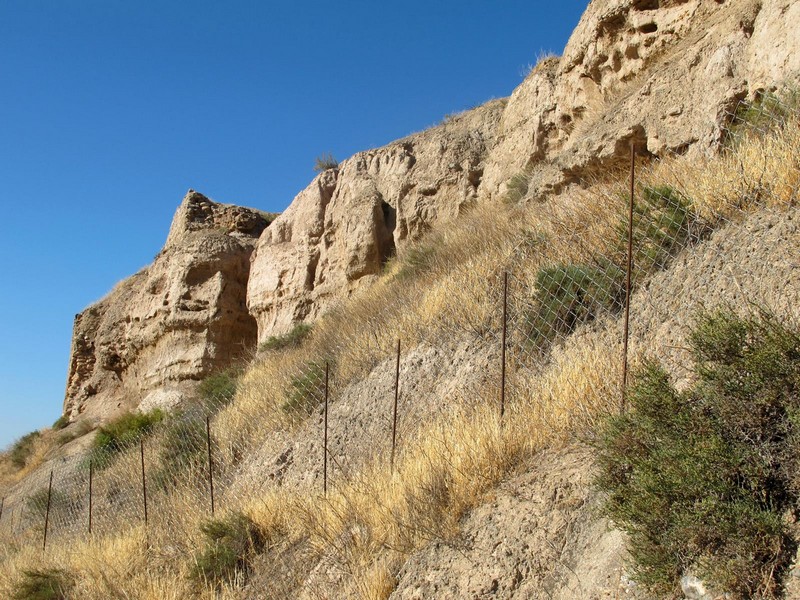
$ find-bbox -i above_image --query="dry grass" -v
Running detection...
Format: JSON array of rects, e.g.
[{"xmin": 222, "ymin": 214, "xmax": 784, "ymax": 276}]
[
  {"xmin": 0, "ymin": 429, "xmax": 65, "ymax": 489},
  {"xmin": 1, "ymin": 104, "xmax": 797, "ymax": 598},
  {"xmin": 0, "ymin": 526, "xmax": 216, "ymax": 600},
  {"xmin": 647, "ymin": 114, "xmax": 800, "ymax": 222}
]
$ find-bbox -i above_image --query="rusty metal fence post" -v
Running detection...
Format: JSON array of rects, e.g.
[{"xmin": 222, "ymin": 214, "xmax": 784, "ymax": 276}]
[
  {"xmin": 621, "ymin": 142, "xmax": 636, "ymax": 413},
  {"xmin": 88, "ymin": 459, "xmax": 93, "ymax": 535},
  {"xmin": 140, "ymin": 440, "xmax": 148, "ymax": 526},
  {"xmin": 43, "ymin": 470, "xmax": 53, "ymax": 551},
  {"xmin": 0, "ymin": 496, "xmax": 4, "ymax": 524},
  {"xmin": 323, "ymin": 362, "xmax": 329, "ymax": 496},
  {"xmin": 390, "ymin": 339, "xmax": 401, "ymax": 472},
  {"xmin": 501, "ymin": 271, "xmax": 508, "ymax": 420},
  {"xmin": 206, "ymin": 416, "xmax": 215, "ymax": 516}
]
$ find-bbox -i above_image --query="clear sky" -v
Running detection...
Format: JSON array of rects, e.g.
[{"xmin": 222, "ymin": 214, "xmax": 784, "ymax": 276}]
[{"xmin": 0, "ymin": 0, "xmax": 588, "ymax": 449}]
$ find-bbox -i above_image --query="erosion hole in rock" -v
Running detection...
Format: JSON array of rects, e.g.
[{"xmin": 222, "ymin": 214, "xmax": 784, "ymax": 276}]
[
  {"xmin": 632, "ymin": 0, "xmax": 660, "ymax": 9},
  {"xmin": 379, "ymin": 200, "xmax": 397, "ymax": 266},
  {"xmin": 638, "ymin": 22, "xmax": 658, "ymax": 34},
  {"xmin": 305, "ymin": 252, "xmax": 320, "ymax": 292},
  {"xmin": 185, "ymin": 264, "xmax": 217, "ymax": 287}
]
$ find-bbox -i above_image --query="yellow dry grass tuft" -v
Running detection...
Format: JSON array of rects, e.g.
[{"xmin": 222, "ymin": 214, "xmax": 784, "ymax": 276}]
[{"xmin": 648, "ymin": 114, "xmax": 800, "ymax": 221}]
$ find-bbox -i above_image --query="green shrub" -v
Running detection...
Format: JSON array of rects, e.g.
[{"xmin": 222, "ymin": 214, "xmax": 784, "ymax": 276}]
[
  {"xmin": 282, "ymin": 362, "xmax": 325, "ymax": 417},
  {"xmin": 595, "ymin": 310, "xmax": 800, "ymax": 597},
  {"xmin": 91, "ymin": 409, "xmax": 164, "ymax": 466},
  {"xmin": 9, "ymin": 431, "xmax": 41, "ymax": 470},
  {"xmin": 313, "ymin": 153, "xmax": 339, "ymax": 173},
  {"xmin": 11, "ymin": 569, "xmax": 73, "ymax": 600},
  {"xmin": 198, "ymin": 368, "xmax": 241, "ymax": 409},
  {"xmin": 51, "ymin": 416, "xmax": 69, "ymax": 430},
  {"xmin": 25, "ymin": 487, "xmax": 68, "ymax": 523},
  {"xmin": 528, "ymin": 260, "xmax": 624, "ymax": 349},
  {"xmin": 191, "ymin": 512, "xmax": 266, "ymax": 588},
  {"xmin": 728, "ymin": 89, "xmax": 799, "ymax": 144},
  {"xmin": 396, "ymin": 244, "xmax": 437, "ymax": 280},
  {"xmin": 619, "ymin": 185, "xmax": 703, "ymax": 278},
  {"xmin": 259, "ymin": 323, "xmax": 313, "ymax": 353},
  {"xmin": 504, "ymin": 170, "xmax": 531, "ymax": 204}
]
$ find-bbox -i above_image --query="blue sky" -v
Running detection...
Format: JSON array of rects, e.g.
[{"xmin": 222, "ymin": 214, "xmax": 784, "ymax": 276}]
[{"xmin": 0, "ymin": 0, "xmax": 588, "ymax": 449}]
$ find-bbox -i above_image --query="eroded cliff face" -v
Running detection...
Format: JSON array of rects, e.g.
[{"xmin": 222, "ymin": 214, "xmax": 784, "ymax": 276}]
[
  {"xmin": 247, "ymin": 101, "xmax": 505, "ymax": 341},
  {"xmin": 480, "ymin": 0, "xmax": 800, "ymax": 200},
  {"xmin": 63, "ymin": 191, "xmax": 268, "ymax": 422},
  {"xmin": 64, "ymin": 0, "xmax": 800, "ymax": 420},
  {"xmin": 247, "ymin": 0, "xmax": 800, "ymax": 344}
]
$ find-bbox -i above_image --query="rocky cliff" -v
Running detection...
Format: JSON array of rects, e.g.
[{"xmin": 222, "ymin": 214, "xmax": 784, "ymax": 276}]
[
  {"xmin": 480, "ymin": 0, "xmax": 800, "ymax": 200},
  {"xmin": 63, "ymin": 0, "xmax": 800, "ymax": 421},
  {"xmin": 249, "ymin": 0, "xmax": 800, "ymax": 342},
  {"xmin": 247, "ymin": 101, "xmax": 505, "ymax": 341},
  {"xmin": 63, "ymin": 191, "xmax": 269, "ymax": 422}
]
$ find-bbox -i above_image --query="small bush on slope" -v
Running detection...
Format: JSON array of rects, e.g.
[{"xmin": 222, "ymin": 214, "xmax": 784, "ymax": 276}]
[
  {"xmin": 152, "ymin": 416, "xmax": 208, "ymax": 489},
  {"xmin": 191, "ymin": 512, "xmax": 266, "ymax": 589},
  {"xmin": 259, "ymin": 323, "xmax": 313, "ymax": 352},
  {"xmin": 51, "ymin": 416, "xmax": 69, "ymax": 431},
  {"xmin": 9, "ymin": 431, "xmax": 41, "ymax": 470},
  {"xmin": 622, "ymin": 184, "xmax": 704, "ymax": 276},
  {"xmin": 280, "ymin": 361, "xmax": 326, "ymax": 418},
  {"xmin": 198, "ymin": 367, "xmax": 241, "ymax": 408},
  {"xmin": 11, "ymin": 569, "xmax": 73, "ymax": 600},
  {"xmin": 595, "ymin": 310, "xmax": 800, "ymax": 598},
  {"xmin": 529, "ymin": 260, "xmax": 624, "ymax": 349},
  {"xmin": 91, "ymin": 409, "xmax": 164, "ymax": 468}
]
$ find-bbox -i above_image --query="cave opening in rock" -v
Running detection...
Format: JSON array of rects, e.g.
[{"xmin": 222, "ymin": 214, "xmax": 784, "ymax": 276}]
[{"xmin": 379, "ymin": 200, "xmax": 397, "ymax": 265}]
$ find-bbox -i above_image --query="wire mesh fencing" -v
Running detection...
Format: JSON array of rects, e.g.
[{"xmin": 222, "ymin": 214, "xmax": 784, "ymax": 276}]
[{"xmin": 0, "ymin": 93, "xmax": 797, "ymax": 595}]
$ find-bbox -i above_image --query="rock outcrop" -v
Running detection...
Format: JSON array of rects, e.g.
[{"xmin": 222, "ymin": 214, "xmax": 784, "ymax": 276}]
[
  {"xmin": 480, "ymin": 0, "xmax": 800, "ymax": 201},
  {"xmin": 247, "ymin": 0, "xmax": 800, "ymax": 343},
  {"xmin": 63, "ymin": 191, "xmax": 269, "ymax": 421},
  {"xmin": 63, "ymin": 0, "xmax": 800, "ymax": 418},
  {"xmin": 247, "ymin": 101, "xmax": 505, "ymax": 341}
]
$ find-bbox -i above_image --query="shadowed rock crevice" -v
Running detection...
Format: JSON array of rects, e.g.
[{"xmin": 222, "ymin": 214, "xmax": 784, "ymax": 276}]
[{"xmin": 378, "ymin": 200, "xmax": 397, "ymax": 266}]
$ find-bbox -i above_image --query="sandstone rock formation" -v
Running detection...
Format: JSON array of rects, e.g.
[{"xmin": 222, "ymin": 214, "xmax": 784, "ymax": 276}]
[
  {"xmin": 247, "ymin": 101, "xmax": 505, "ymax": 341},
  {"xmin": 480, "ymin": 0, "xmax": 800, "ymax": 201},
  {"xmin": 63, "ymin": 191, "xmax": 269, "ymax": 422},
  {"xmin": 63, "ymin": 0, "xmax": 800, "ymax": 420},
  {"xmin": 248, "ymin": 0, "xmax": 800, "ymax": 344}
]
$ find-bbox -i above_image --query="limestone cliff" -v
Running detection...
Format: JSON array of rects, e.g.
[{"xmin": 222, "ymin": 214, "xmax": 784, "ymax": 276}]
[
  {"xmin": 63, "ymin": 191, "xmax": 269, "ymax": 422},
  {"xmin": 247, "ymin": 101, "xmax": 505, "ymax": 341},
  {"xmin": 247, "ymin": 0, "xmax": 800, "ymax": 343},
  {"xmin": 481, "ymin": 0, "xmax": 800, "ymax": 200},
  {"xmin": 63, "ymin": 0, "xmax": 800, "ymax": 420}
]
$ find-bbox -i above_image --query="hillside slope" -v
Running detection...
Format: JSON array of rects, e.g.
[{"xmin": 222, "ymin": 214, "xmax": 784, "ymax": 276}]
[
  {"xmin": 61, "ymin": 0, "xmax": 800, "ymax": 426},
  {"xmin": 0, "ymin": 0, "xmax": 799, "ymax": 599}
]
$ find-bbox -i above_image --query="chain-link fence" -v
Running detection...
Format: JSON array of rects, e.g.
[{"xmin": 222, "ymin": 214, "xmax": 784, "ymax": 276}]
[{"xmin": 0, "ymin": 93, "xmax": 797, "ymax": 597}]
